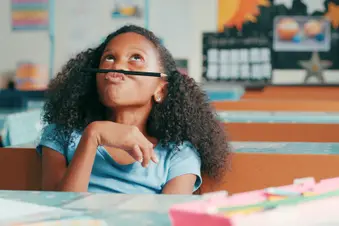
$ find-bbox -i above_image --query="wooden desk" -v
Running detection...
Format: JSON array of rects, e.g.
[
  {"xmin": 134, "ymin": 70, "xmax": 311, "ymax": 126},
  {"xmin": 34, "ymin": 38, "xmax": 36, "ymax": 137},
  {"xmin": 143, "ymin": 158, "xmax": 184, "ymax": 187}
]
[
  {"xmin": 226, "ymin": 123, "xmax": 339, "ymax": 142},
  {"xmin": 242, "ymin": 86, "xmax": 339, "ymax": 101},
  {"xmin": 212, "ymin": 100, "xmax": 339, "ymax": 112}
]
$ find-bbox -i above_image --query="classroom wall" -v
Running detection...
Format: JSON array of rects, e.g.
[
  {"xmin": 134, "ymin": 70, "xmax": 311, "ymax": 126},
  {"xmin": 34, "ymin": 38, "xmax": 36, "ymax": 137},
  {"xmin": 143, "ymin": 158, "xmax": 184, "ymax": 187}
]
[
  {"xmin": 1, "ymin": 0, "xmax": 338, "ymax": 88},
  {"xmin": 0, "ymin": 0, "xmax": 217, "ymax": 87}
]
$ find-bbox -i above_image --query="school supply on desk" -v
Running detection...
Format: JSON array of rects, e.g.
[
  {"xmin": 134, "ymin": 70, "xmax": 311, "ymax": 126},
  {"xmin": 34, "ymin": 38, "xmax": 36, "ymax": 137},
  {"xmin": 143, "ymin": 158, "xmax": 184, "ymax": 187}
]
[
  {"xmin": 81, "ymin": 68, "xmax": 167, "ymax": 78},
  {"xmin": 169, "ymin": 177, "xmax": 339, "ymax": 226}
]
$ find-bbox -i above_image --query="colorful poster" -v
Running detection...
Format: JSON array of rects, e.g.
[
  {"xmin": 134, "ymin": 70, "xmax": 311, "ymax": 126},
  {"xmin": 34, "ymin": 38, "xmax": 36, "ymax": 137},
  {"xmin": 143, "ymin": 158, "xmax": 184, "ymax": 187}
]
[
  {"xmin": 15, "ymin": 62, "xmax": 49, "ymax": 90},
  {"xmin": 112, "ymin": 0, "xmax": 143, "ymax": 18},
  {"xmin": 273, "ymin": 16, "xmax": 331, "ymax": 52},
  {"xmin": 11, "ymin": 0, "xmax": 49, "ymax": 31}
]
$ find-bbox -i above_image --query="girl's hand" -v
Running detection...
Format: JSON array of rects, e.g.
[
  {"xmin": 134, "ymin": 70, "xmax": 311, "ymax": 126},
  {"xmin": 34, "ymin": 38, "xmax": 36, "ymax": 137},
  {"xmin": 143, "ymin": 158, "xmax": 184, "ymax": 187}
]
[{"xmin": 85, "ymin": 121, "xmax": 158, "ymax": 167}]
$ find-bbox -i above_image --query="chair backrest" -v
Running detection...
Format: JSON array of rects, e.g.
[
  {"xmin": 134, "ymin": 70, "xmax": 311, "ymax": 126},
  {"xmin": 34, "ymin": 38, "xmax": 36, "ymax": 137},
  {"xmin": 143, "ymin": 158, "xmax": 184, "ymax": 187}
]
[
  {"xmin": 201, "ymin": 153, "xmax": 339, "ymax": 194},
  {"xmin": 1, "ymin": 109, "xmax": 42, "ymax": 147},
  {"xmin": 1, "ymin": 148, "xmax": 339, "ymax": 194},
  {"xmin": 0, "ymin": 148, "xmax": 41, "ymax": 190}
]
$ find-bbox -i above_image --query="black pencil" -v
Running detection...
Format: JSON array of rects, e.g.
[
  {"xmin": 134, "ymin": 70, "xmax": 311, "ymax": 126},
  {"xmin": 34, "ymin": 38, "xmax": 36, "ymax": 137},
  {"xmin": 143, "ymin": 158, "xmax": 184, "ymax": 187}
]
[{"xmin": 82, "ymin": 68, "xmax": 167, "ymax": 78}]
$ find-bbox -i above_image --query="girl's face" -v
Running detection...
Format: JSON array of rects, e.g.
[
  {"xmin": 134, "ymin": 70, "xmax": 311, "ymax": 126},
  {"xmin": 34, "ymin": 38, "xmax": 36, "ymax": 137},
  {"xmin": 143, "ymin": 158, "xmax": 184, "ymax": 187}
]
[{"xmin": 96, "ymin": 32, "xmax": 166, "ymax": 108}]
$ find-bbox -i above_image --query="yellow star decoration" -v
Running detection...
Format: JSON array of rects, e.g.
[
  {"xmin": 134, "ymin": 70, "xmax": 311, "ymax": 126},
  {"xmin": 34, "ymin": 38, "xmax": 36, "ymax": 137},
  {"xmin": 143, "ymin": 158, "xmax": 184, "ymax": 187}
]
[{"xmin": 325, "ymin": 2, "xmax": 339, "ymax": 29}]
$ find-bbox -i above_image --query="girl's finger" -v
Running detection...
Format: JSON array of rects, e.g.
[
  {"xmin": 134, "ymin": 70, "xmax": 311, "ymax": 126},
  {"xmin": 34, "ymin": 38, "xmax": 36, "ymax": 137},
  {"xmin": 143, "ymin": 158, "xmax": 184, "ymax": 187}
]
[
  {"xmin": 130, "ymin": 144, "xmax": 143, "ymax": 162},
  {"xmin": 140, "ymin": 144, "xmax": 150, "ymax": 168},
  {"xmin": 150, "ymin": 146, "xmax": 158, "ymax": 164},
  {"xmin": 145, "ymin": 142, "xmax": 158, "ymax": 164}
]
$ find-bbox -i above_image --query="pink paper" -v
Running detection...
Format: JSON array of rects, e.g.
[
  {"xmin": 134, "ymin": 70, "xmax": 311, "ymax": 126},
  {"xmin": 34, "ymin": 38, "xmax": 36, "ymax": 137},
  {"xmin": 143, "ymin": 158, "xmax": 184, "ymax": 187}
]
[{"xmin": 169, "ymin": 177, "xmax": 339, "ymax": 226}]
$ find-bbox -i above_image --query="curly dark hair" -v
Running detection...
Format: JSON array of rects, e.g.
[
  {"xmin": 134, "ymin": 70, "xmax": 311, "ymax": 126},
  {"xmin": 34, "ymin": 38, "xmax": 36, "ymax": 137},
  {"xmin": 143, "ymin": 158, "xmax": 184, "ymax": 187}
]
[{"xmin": 43, "ymin": 25, "xmax": 231, "ymax": 180}]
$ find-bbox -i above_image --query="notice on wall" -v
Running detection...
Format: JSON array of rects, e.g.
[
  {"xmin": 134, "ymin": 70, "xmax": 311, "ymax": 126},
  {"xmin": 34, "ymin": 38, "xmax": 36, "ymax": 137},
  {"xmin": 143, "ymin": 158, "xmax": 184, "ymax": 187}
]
[{"xmin": 11, "ymin": 0, "xmax": 49, "ymax": 31}]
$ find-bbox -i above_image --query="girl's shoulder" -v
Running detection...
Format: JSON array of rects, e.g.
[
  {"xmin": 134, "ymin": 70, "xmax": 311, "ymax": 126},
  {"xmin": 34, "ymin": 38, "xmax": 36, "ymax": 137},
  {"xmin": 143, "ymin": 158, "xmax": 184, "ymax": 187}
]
[
  {"xmin": 40, "ymin": 123, "xmax": 82, "ymax": 141},
  {"xmin": 161, "ymin": 141, "xmax": 200, "ymax": 157},
  {"xmin": 157, "ymin": 141, "xmax": 201, "ymax": 168},
  {"xmin": 37, "ymin": 123, "xmax": 82, "ymax": 156}
]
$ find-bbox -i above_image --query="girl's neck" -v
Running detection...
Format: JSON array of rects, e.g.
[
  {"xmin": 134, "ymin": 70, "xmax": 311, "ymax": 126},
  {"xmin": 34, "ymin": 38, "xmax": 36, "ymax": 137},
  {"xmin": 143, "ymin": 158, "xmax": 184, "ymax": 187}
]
[
  {"xmin": 107, "ymin": 106, "xmax": 150, "ymax": 136},
  {"xmin": 106, "ymin": 106, "xmax": 159, "ymax": 147}
]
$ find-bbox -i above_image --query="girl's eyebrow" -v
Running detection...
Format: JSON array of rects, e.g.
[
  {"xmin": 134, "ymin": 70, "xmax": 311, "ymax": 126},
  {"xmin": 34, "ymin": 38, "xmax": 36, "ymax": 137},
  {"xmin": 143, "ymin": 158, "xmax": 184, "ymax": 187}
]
[
  {"xmin": 103, "ymin": 49, "xmax": 113, "ymax": 53},
  {"xmin": 103, "ymin": 47, "xmax": 148, "ymax": 55},
  {"xmin": 128, "ymin": 46, "xmax": 148, "ymax": 54}
]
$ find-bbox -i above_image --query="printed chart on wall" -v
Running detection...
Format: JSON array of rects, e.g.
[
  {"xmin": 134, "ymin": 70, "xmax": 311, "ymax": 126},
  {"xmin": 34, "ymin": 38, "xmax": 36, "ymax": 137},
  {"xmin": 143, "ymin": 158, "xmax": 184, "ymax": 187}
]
[
  {"xmin": 203, "ymin": 33, "xmax": 272, "ymax": 85},
  {"xmin": 213, "ymin": 0, "xmax": 339, "ymax": 85},
  {"xmin": 11, "ymin": 0, "xmax": 49, "ymax": 30}
]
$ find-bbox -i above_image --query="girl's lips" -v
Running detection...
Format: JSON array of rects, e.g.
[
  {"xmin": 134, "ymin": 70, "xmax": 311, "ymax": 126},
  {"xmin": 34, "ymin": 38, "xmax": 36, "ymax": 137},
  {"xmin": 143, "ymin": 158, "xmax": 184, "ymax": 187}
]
[{"xmin": 106, "ymin": 72, "xmax": 125, "ymax": 83}]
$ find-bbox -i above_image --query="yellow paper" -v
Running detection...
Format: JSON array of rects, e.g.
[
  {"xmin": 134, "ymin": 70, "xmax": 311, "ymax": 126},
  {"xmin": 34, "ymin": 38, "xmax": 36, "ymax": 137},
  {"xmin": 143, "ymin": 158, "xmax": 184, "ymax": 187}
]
[
  {"xmin": 303, "ymin": 192, "xmax": 317, "ymax": 197},
  {"xmin": 267, "ymin": 195, "xmax": 286, "ymax": 201},
  {"xmin": 224, "ymin": 207, "xmax": 264, "ymax": 217}
]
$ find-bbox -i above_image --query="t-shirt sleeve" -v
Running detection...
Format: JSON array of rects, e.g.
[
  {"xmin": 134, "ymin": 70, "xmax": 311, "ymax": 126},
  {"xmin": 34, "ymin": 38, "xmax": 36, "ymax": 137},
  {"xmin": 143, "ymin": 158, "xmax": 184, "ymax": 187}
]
[
  {"xmin": 36, "ymin": 124, "xmax": 67, "ymax": 156},
  {"xmin": 167, "ymin": 142, "xmax": 202, "ymax": 192}
]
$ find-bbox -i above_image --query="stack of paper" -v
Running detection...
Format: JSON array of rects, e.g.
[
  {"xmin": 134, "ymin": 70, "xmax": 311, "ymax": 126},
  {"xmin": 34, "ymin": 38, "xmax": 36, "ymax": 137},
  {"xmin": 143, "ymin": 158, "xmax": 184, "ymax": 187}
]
[
  {"xmin": 233, "ymin": 196, "xmax": 339, "ymax": 226},
  {"xmin": 169, "ymin": 177, "xmax": 339, "ymax": 226}
]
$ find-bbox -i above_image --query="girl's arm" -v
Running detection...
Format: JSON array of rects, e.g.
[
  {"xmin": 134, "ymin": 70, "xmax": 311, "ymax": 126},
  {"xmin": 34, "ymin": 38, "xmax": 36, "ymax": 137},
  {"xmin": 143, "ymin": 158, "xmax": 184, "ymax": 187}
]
[
  {"xmin": 41, "ymin": 129, "xmax": 98, "ymax": 192},
  {"xmin": 41, "ymin": 122, "xmax": 155, "ymax": 192},
  {"xmin": 161, "ymin": 174, "xmax": 197, "ymax": 194},
  {"xmin": 161, "ymin": 142, "xmax": 202, "ymax": 194}
]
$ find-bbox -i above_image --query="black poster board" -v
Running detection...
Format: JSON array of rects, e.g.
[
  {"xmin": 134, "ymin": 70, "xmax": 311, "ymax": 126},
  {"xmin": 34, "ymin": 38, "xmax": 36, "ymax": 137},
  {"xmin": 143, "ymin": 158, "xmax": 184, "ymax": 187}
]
[{"xmin": 215, "ymin": 0, "xmax": 339, "ymax": 85}]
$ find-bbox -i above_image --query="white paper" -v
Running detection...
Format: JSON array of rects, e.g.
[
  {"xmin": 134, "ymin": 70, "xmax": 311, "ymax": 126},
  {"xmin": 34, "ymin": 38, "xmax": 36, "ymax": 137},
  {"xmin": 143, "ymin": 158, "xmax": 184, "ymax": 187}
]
[{"xmin": 0, "ymin": 198, "xmax": 62, "ymax": 221}]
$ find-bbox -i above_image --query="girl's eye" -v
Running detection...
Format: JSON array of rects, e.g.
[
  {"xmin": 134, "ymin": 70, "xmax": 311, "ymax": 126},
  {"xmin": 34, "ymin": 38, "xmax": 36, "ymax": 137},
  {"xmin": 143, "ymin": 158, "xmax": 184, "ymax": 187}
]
[
  {"xmin": 130, "ymin": 54, "xmax": 143, "ymax": 62},
  {"xmin": 104, "ymin": 55, "xmax": 114, "ymax": 62}
]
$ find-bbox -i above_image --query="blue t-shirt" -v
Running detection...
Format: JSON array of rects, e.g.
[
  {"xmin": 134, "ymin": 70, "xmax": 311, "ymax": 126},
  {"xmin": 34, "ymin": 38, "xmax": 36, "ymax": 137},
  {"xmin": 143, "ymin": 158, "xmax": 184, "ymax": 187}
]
[{"xmin": 36, "ymin": 124, "xmax": 202, "ymax": 194}]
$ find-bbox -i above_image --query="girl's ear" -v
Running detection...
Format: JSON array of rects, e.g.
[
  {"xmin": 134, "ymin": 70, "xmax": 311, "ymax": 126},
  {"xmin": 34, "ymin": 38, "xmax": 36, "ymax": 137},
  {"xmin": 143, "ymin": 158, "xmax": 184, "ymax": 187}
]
[{"xmin": 153, "ymin": 80, "xmax": 168, "ymax": 103}]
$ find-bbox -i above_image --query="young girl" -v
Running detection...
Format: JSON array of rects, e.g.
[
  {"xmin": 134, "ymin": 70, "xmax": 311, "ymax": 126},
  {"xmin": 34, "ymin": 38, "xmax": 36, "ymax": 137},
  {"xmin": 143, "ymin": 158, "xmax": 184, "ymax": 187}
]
[{"xmin": 37, "ymin": 25, "xmax": 230, "ymax": 194}]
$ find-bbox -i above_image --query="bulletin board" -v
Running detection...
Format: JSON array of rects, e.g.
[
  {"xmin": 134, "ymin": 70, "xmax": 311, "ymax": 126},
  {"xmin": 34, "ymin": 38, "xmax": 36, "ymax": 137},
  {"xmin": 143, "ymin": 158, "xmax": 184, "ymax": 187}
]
[{"xmin": 215, "ymin": 0, "xmax": 339, "ymax": 85}]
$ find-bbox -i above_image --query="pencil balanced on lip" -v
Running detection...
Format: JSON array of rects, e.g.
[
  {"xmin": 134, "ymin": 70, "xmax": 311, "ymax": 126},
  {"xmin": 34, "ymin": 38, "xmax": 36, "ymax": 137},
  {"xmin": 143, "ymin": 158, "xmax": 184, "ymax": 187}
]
[{"xmin": 81, "ymin": 68, "xmax": 168, "ymax": 78}]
